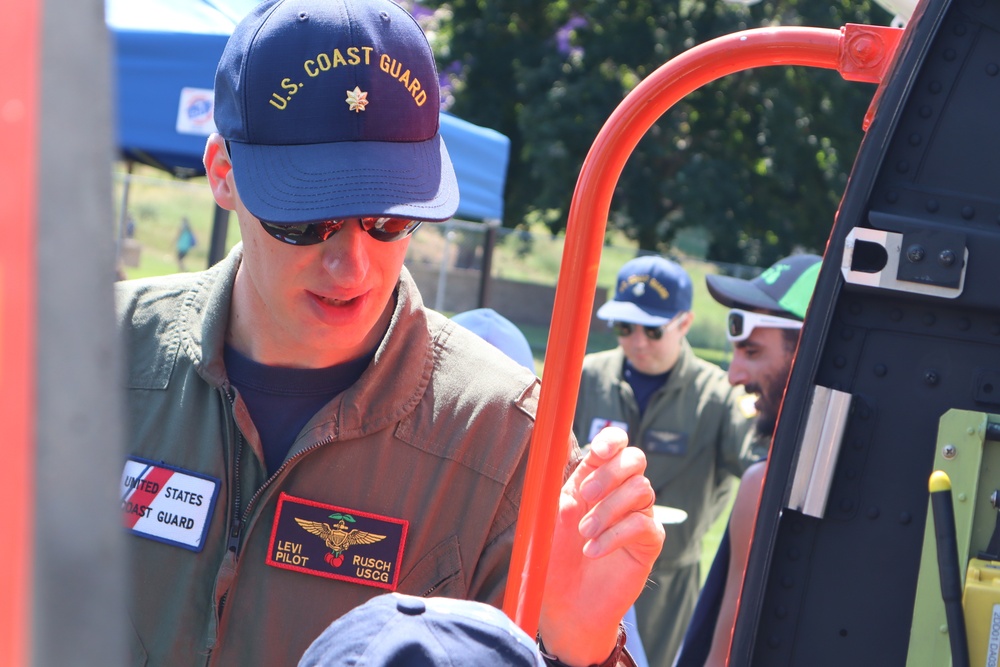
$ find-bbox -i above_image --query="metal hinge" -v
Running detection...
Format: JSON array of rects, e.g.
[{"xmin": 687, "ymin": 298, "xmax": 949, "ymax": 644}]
[
  {"xmin": 788, "ymin": 385, "xmax": 853, "ymax": 518},
  {"xmin": 841, "ymin": 226, "xmax": 967, "ymax": 298}
]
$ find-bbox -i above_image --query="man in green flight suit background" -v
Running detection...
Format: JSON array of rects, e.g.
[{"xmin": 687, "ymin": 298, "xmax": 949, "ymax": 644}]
[{"xmin": 574, "ymin": 255, "xmax": 760, "ymax": 667}]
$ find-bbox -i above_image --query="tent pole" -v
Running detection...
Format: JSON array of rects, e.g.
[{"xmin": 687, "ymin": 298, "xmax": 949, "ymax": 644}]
[
  {"xmin": 115, "ymin": 160, "xmax": 133, "ymax": 272},
  {"xmin": 477, "ymin": 219, "xmax": 499, "ymax": 308},
  {"xmin": 435, "ymin": 220, "xmax": 454, "ymax": 312},
  {"xmin": 208, "ymin": 202, "xmax": 230, "ymax": 267}
]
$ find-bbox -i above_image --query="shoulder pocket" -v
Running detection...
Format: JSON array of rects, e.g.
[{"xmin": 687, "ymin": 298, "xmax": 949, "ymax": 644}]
[
  {"xmin": 643, "ymin": 430, "xmax": 689, "ymax": 456},
  {"xmin": 398, "ymin": 535, "xmax": 464, "ymax": 598}
]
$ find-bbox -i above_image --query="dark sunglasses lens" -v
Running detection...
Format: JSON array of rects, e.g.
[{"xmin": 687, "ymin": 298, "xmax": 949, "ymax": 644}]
[
  {"xmin": 728, "ymin": 312, "xmax": 744, "ymax": 338},
  {"xmin": 260, "ymin": 217, "xmax": 420, "ymax": 245},
  {"xmin": 363, "ymin": 217, "xmax": 422, "ymax": 242},
  {"xmin": 613, "ymin": 322, "xmax": 665, "ymax": 339},
  {"xmin": 644, "ymin": 326, "xmax": 664, "ymax": 341},
  {"xmin": 613, "ymin": 322, "xmax": 634, "ymax": 337},
  {"xmin": 259, "ymin": 220, "xmax": 338, "ymax": 246},
  {"xmin": 260, "ymin": 217, "xmax": 422, "ymax": 245}
]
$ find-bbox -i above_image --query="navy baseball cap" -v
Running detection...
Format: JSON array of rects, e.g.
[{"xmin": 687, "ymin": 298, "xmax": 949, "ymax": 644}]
[
  {"xmin": 213, "ymin": 0, "xmax": 459, "ymax": 224},
  {"xmin": 705, "ymin": 254, "xmax": 822, "ymax": 320},
  {"xmin": 298, "ymin": 593, "xmax": 545, "ymax": 666},
  {"xmin": 596, "ymin": 256, "xmax": 693, "ymax": 327}
]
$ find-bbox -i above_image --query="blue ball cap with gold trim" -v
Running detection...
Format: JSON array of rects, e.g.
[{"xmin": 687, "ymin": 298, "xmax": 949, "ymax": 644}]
[
  {"xmin": 597, "ymin": 255, "xmax": 693, "ymax": 327},
  {"xmin": 213, "ymin": 0, "xmax": 459, "ymax": 224},
  {"xmin": 297, "ymin": 593, "xmax": 545, "ymax": 666}
]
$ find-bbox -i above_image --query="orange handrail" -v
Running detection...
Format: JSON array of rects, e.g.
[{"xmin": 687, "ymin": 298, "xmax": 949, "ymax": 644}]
[
  {"xmin": 504, "ymin": 24, "xmax": 902, "ymax": 636},
  {"xmin": 0, "ymin": 0, "xmax": 40, "ymax": 664}
]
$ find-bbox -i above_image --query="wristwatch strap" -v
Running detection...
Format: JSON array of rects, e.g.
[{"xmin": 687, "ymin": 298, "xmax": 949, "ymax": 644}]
[{"xmin": 538, "ymin": 624, "xmax": 634, "ymax": 667}]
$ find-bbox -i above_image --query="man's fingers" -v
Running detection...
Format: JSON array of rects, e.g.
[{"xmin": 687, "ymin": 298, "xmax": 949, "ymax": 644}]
[
  {"xmin": 578, "ymin": 469, "xmax": 655, "ymax": 532},
  {"xmin": 582, "ymin": 496, "xmax": 665, "ymax": 560},
  {"xmin": 576, "ymin": 439, "xmax": 647, "ymax": 505},
  {"xmin": 560, "ymin": 424, "xmax": 663, "ymax": 559},
  {"xmin": 585, "ymin": 426, "xmax": 630, "ymax": 462},
  {"xmin": 579, "ymin": 475, "xmax": 663, "ymax": 557}
]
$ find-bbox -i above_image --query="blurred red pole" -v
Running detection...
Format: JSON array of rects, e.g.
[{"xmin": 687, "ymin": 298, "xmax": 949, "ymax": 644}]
[
  {"xmin": 504, "ymin": 27, "xmax": 857, "ymax": 636},
  {"xmin": 0, "ymin": 0, "xmax": 39, "ymax": 664}
]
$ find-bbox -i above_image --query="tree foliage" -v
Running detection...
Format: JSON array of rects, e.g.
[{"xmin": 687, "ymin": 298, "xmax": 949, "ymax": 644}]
[{"xmin": 419, "ymin": 0, "xmax": 892, "ymax": 266}]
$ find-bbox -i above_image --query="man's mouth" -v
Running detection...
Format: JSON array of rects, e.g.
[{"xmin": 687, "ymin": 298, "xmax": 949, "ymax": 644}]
[
  {"xmin": 742, "ymin": 385, "xmax": 765, "ymax": 413},
  {"xmin": 314, "ymin": 293, "xmax": 358, "ymax": 307}
]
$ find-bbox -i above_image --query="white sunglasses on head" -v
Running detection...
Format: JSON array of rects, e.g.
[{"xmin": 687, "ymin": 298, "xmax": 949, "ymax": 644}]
[{"xmin": 727, "ymin": 308, "xmax": 803, "ymax": 343}]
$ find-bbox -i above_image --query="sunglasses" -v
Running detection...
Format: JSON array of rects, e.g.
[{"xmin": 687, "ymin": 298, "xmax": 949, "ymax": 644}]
[
  {"xmin": 258, "ymin": 217, "xmax": 423, "ymax": 246},
  {"xmin": 727, "ymin": 308, "xmax": 803, "ymax": 343},
  {"xmin": 611, "ymin": 314, "xmax": 686, "ymax": 341}
]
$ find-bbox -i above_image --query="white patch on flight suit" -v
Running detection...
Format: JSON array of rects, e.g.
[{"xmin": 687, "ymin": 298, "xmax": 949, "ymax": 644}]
[
  {"xmin": 120, "ymin": 457, "xmax": 220, "ymax": 552},
  {"xmin": 588, "ymin": 418, "xmax": 629, "ymax": 444}
]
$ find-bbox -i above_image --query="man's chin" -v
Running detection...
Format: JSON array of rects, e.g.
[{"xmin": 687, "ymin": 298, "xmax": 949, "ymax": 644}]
[{"xmin": 755, "ymin": 412, "xmax": 778, "ymax": 438}]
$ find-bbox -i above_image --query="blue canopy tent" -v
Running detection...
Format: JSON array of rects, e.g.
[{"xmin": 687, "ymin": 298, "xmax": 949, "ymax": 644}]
[{"xmin": 107, "ymin": 0, "xmax": 510, "ymax": 262}]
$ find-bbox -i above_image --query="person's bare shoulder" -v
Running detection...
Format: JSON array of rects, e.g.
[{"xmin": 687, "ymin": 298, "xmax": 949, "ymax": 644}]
[{"xmin": 732, "ymin": 461, "xmax": 767, "ymax": 535}]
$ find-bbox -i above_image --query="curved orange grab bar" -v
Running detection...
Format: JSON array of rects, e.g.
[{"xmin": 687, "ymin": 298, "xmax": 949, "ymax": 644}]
[{"xmin": 502, "ymin": 25, "xmax": 903, "ymax": 636}]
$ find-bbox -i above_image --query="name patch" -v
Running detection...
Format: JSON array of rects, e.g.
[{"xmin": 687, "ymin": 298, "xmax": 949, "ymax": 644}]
[
  {"xmin": 266, "ymin": 493, "xmax": 408, "ymax": 591},
  {"xmin": 120, "ymin": 457, "xmax": 220, "ymax": 552},
  {"xmin": 588, "ymin": 418, "xmax": 629, "ymax": 444},
  {"xmin": 644, "ymin": 430, "xmax": 689, "ymax": 456}
]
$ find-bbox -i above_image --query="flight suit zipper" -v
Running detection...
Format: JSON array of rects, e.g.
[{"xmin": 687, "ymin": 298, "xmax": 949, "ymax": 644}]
[{"xmin": 215, "ymin": 385, "xmax": 335, "ymax": 630}]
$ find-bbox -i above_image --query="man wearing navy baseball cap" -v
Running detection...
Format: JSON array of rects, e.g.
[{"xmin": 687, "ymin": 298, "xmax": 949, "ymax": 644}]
[
  {"xmin": 673, "ymin": 253, "xmax": 822, "ymax": 667},
  {"xmin": 115, "ymin": 1, "xmax": 662, "ymax": 665},
  {"xmin": 574, "ymin": 255, "xmax": 759, "ymax": 667}
]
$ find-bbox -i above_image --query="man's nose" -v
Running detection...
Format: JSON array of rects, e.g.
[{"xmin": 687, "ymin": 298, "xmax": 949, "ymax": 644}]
[
  {"xmin": 728, "ymin": 353, "xmax": 750, "ymax": 387},
  {"xmin": 622, "ymin": 330, "xmax": 649, "ymax": 348},
  {"xmin": 321, "ymin": 219, "xmax": 370, "ymax": 278}
]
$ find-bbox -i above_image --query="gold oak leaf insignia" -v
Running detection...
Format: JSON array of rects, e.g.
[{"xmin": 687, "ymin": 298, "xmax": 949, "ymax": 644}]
[
  {"xmin": 295, "ymin": 518, "xmax": 386, "ymax": 554},
  {"xmin": 346, "ymin": 86, "xmax": 369, "ymax": 112}
]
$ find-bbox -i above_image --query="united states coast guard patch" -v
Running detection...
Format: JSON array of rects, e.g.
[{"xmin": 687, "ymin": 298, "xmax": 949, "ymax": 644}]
[
  {"xmin": 120, "ymin": 457, "xmax": 220, "ymax": 552},
  {"xmin": 266, "ymin": 493, "xmax": 408, "ymax": 591}
]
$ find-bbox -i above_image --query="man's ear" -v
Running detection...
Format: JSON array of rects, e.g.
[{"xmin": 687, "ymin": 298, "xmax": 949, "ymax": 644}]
[
  {"xmin": 677, "ymin": 310, "xmax": 695, "ymax": 336},
  {"xmin": 204, "ymin": 134, "xmax": 237, "ymax": 210}
]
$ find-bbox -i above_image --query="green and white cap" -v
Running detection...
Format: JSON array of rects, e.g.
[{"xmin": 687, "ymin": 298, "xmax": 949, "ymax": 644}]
[{"xmin": 705, "ymin": 254, "xmax": 821, "ymax": 320}]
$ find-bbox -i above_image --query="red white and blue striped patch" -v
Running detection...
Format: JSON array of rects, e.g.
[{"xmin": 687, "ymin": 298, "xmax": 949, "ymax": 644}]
[{"xmin": 120, "ymin": 457, "xmax": 220, "ymax": 552}]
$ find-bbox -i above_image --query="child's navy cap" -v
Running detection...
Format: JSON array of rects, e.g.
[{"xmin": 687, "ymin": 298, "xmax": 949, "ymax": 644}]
[
  {"xmin": 213, "ymin": 0, "xmax": 459, "ymax": 224},
  {"xmin": 597, "ymin": 256, "xmax": 694, "ymax": 327},
  {"xmin": 298, "ymin": 593, "xmax": 545, "ymax": 666},
  {"xmin": 452, "ymin": 308, "xmax": 536, "ymax": 373}
]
